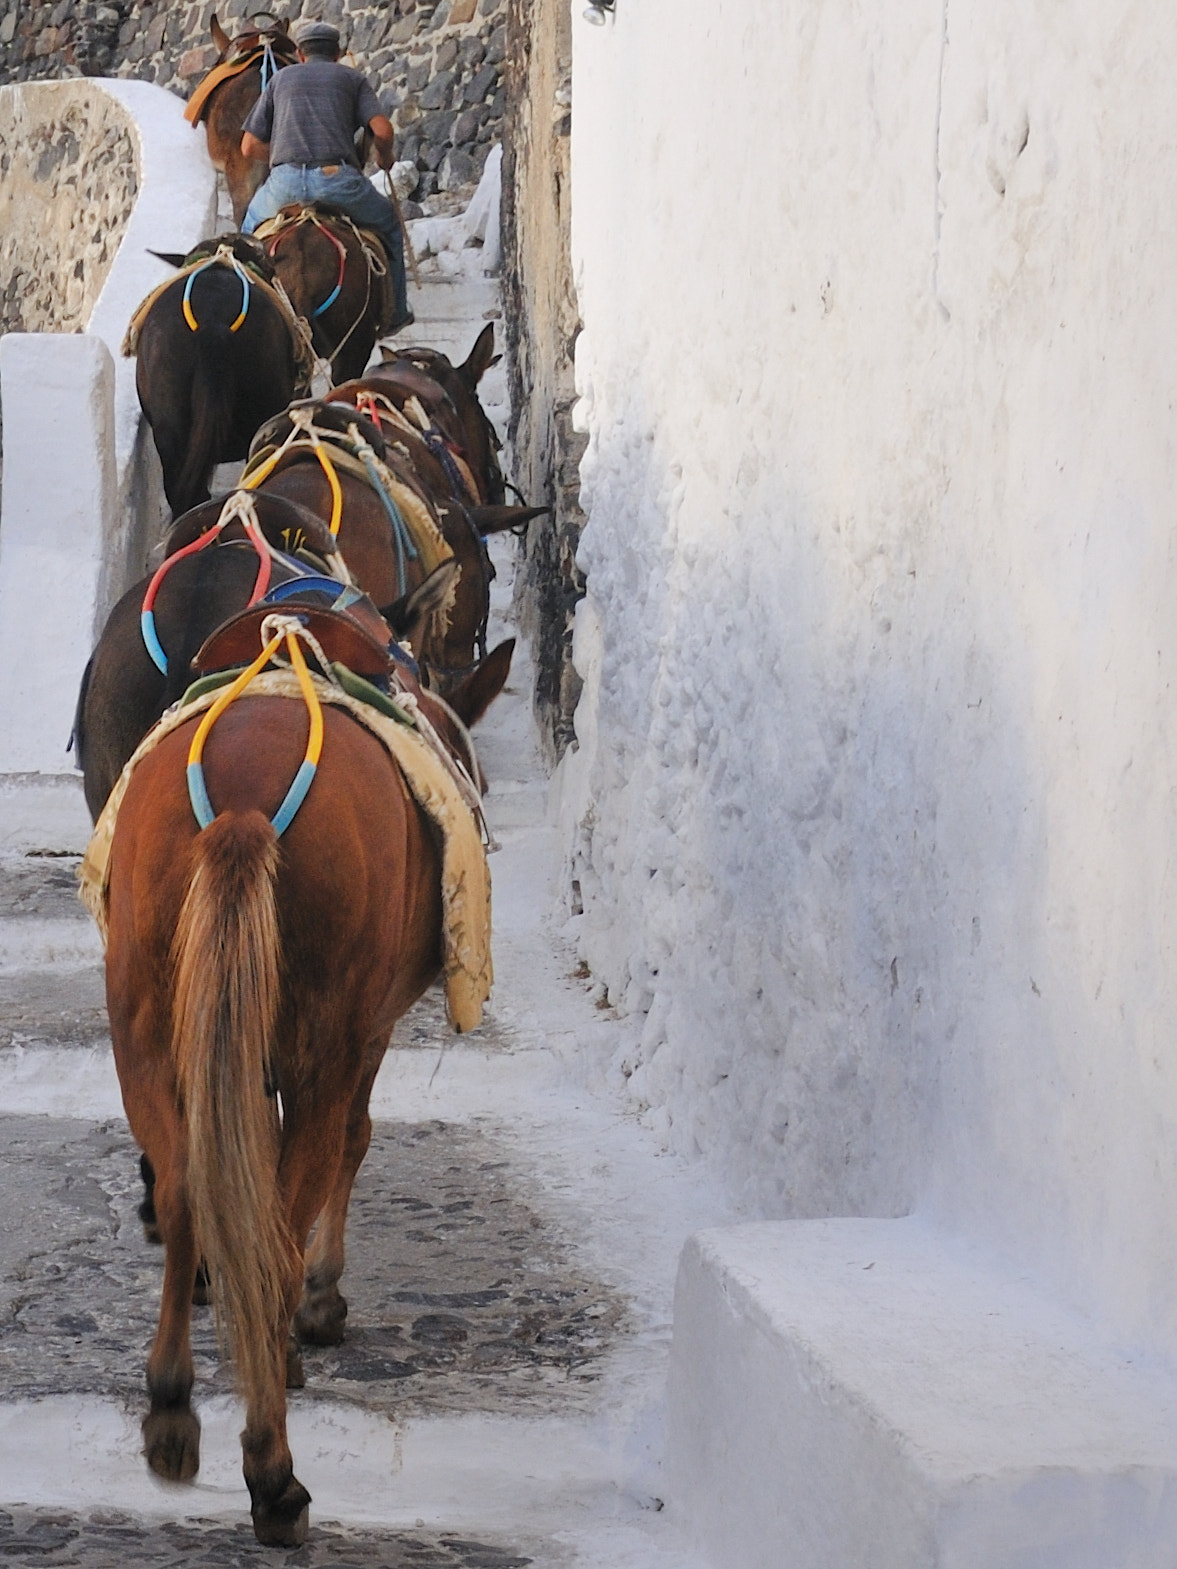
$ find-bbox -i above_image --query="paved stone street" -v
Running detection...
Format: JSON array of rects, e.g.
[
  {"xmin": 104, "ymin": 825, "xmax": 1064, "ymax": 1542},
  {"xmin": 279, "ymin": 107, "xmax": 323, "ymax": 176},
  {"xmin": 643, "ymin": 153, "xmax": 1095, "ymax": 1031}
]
[
  {"xmin": 0, "ymin": 1507, "xmax": 532, "ymax": 1568},
  {"xmin": 0, "ymin": 1112, "xmax": 621, "ymax": 1414}
]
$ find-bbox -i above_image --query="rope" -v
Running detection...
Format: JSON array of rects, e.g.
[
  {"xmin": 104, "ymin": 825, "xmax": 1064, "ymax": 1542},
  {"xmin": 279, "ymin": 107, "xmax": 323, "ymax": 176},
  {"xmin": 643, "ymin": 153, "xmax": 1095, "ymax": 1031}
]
[
  {"xmin": 140, "ymin": 492, "xmax": 273, "ymax": 674},
  {"xmin": 346, "ymin": 421, "xmax": 419, "ymax": 598},
  {"xmin": 259, "ymin": 37, "xmax": 278, "ymax": 91},
  {"xmin": 266, "ymin": 273, "xmax": 328, "ymax": 389},
  {"xmin": 179, "ymin": 245, "xmax": 253, "ymax": 334},
  {"xmin": 241, "ymin": 407, "xmax": 345, "ymax": 535},
  {"xmin": 264, "ymin": 209, "xmax": 375, "ymax": 375},
  {"xmin": 185, "ymin": 614, "xmax": 327, "ymax": 836},
  {"xmin": 383, "ymin": 679, "xmax": 487, "ymax": 839}
]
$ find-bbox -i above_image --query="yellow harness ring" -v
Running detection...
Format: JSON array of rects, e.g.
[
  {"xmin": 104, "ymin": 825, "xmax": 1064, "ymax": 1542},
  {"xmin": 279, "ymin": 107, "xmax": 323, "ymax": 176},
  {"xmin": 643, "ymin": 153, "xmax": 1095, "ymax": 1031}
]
[
  {"xmin": 242, "ymin": 427, "xmax": 344, "ymax": 536},
  {"xmin": 186, "ymin": 621, "xmax": 324, "ymax": 835}
]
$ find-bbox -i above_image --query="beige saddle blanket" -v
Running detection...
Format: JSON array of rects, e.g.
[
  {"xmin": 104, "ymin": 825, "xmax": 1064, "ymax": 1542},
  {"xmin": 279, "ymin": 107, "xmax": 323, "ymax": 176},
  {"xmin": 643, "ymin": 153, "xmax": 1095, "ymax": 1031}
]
[{"xmin": 78, "ymin": 669, "xmax": 492, "ymax": 1033}]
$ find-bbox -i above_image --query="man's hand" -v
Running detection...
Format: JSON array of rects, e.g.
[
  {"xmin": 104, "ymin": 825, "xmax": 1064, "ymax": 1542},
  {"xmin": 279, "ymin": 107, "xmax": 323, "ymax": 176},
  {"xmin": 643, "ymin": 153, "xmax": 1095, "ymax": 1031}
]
[
  {"xmin": 369, "ymin": 114, "xmax": 395, "ymax": 172},
  {"xmin": 241, "ymin": 131, "xmax": 270, "ymax": 164}
]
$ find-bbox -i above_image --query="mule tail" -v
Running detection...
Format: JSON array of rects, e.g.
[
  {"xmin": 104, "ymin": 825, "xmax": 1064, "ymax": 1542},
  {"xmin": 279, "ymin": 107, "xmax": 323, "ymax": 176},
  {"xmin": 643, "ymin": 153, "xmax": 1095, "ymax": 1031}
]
[
  {"xmin": 173, "ymin": 323, "xmax": 236, "ymax": 514},
  {"xmin": 171, "ymin": 810, "xmax": 295, "ymax": 1414}
]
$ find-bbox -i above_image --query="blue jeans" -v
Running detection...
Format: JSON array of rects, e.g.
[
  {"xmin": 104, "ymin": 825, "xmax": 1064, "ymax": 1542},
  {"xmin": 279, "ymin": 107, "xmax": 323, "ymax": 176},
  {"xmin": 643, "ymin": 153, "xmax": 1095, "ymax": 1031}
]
[{"xmin": 243, "ymin": 163, "xmax": 408, "ymax": 322}]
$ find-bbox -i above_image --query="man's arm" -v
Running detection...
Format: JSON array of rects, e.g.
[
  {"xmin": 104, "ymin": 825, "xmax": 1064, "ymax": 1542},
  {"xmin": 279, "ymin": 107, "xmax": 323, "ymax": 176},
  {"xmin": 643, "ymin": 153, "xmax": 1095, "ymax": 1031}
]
[
  {"xmin": 368, "ymin": 113, "xmax": 395, "ymax": 171},
  {"xmin": 241, "ymin": 130, "xmax": 270, "ymax": 164}
]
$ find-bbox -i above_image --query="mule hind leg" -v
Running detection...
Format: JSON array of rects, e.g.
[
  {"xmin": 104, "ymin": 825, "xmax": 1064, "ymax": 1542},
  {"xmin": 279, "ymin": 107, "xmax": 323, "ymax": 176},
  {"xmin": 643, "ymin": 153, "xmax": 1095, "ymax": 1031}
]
[
  {"xmin": 110, "ymin": 987, "xmax": 203, "ymax": 1481},
  {"xmin": 138, "ymin": 1114, "xmax": 202, "ymax": 1481},
  {"xmin": 294, "ymin": 1053, "xmax": 383, "ymax": 1348}
]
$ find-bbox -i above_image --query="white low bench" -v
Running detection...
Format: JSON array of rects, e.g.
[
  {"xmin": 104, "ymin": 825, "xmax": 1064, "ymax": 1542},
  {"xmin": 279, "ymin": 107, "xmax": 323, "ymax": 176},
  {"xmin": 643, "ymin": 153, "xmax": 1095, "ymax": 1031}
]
[{"xmin": 668, "ymin": 1218, "xmax": 1177, "ymax": 1569}]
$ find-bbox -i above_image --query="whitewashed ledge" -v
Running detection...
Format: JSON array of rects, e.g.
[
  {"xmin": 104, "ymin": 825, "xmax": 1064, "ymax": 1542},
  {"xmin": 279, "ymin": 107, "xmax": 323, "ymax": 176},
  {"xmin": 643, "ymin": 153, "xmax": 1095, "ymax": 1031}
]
[
  {"xmin": 0, "ymin": 81, "xmax": 216, "ymax": 852},
  {"xmin": 668, "ymin": 1217, "xmax": 1177, "ymax": 1569}
]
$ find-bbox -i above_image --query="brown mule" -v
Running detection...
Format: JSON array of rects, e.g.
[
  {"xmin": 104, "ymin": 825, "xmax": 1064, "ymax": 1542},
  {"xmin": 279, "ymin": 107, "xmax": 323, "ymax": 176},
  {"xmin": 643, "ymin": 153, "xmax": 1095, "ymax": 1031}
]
[
  {"xmin": 102, "ymin": 647, "xmax": 511, "ymax": 1546},
  {"xmin": 185, "ymin": 17, "xmax": 299, "ymax": 227},
  {"xmin": 246, "ymin": 401, "xmax": 541, "ymax": 689},
  {"xmin": 261, "ymin": 206, "xmax": 389, "ymax": 384}
]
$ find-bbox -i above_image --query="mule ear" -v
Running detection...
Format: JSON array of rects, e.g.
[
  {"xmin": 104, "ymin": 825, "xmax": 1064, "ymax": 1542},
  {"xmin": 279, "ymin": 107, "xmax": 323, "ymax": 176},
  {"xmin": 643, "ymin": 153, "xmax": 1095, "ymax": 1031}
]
[
  {"xmin": 382, "ymin": 559, "xmax": 461, "ymax": 644},
  {"xmin": 467, "ymin": 504, "xmax": 549, "ymax": 537},
  {"xmin": 446, "ymin": 637, "xmax": 515, "ymax": 729},
  {"xmin": 210, "ymin": 15, "xmax": 231, "ymax": 54},
  {"xmin": 147, "ymin": 249, "xmax": 188, "ymax": 268},
  {"xmin": 460, "ymin": 323, "xmax": 496, "ymax": 387}
]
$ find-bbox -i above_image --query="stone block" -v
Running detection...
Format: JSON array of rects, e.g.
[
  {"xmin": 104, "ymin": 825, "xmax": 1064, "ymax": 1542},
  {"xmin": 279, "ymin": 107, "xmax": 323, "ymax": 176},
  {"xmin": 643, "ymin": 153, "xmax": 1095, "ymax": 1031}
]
[
  {"xmin": 449, "ymin": 0, "xmax": 476, "ymax": 21},
  {"xmin": 439, "ymin": 146, "xmax": 476, "ymax": 189},
  {"xmin": 669, "ymin": 1220, "xmax": 1177, "ymax": 1569},
  {"xmin": 418, "ymin": 67, "xmax": 454, "ymax": 108},
  {"xmin": 177, "ymin": 44, "xmax": 214, "ymax": 77},
  {"xmin": 463, "ymin": 60, "xmax": 496, "ymax": 103},
  {"xmin": 418, "ymin": 107, "xmax": 454, "ymax": 143},
  {"xmin": 451, "ymin": 105, "xmax": 484, "ymax": 143}
]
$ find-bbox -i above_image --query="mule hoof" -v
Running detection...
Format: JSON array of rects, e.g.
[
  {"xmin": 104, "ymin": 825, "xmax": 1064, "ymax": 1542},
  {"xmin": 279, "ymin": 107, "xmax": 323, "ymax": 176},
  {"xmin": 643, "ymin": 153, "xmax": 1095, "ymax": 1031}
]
[
  {"xmin": 143, "ymin": 1407, "xmax": 201, "ymax": 1482},
  {"xmin": 286, "ymin": 1342, "xmax": 306, "ymax": 1389},
  {"xmin": 251, "ymin": 1479, "xmax": 311, "ymax": 1548},
  {"xmin": 295, "ymin": 1290, "xmax": 347, "ymax": 1347}
]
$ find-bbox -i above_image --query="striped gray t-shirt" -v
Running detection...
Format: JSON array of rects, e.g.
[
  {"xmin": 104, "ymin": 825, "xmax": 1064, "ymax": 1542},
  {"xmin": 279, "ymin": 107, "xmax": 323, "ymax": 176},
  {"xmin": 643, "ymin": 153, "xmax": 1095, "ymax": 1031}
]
[{"xmin": 243, "ymin": 58, "xmax": 384, "ymax": 170}]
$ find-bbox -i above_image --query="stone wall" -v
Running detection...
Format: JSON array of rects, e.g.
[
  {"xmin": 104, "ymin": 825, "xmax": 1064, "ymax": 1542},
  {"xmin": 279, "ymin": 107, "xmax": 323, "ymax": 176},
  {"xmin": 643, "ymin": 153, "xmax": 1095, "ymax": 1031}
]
[
  {"xmin": 0, "ymin": 80, "xmax": 137, "ymax": 333},
  {"xmin": 0, "ymin": 0, "xmax": 507, "ymax": 204},
  {"xmin": 501, "ymin": 0, "xmax": 583, "ymax": 761}
]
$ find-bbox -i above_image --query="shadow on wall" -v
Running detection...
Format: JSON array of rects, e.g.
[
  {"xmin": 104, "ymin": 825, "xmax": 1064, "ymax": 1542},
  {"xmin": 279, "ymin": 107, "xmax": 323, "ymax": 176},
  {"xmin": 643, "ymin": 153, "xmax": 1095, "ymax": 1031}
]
[{"xmin": 564, "ymin": 389, "xmax": 1048, "ymax": 1228}]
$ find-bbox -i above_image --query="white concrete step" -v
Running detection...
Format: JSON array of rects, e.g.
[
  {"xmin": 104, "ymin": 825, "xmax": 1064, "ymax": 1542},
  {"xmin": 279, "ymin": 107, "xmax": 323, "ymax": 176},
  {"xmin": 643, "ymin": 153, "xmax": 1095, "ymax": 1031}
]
[
  {"xmin": 0, "ymin": 1395, "xmax": 690, "ymax": 1566},
  {"xmin": 669, "ymin": 1218, "xmax": 1177, "ymax": 1569},
  {"xmin": 0, "ymin": 914, "xmax": 100, "ymax": 972}
]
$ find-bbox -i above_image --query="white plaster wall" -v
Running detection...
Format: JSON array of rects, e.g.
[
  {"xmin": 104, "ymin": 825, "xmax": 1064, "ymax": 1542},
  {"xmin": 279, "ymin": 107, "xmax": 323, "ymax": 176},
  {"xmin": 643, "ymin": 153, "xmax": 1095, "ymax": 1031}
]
[
  {"xmin": 562, "ymin": 0, "xmax": 1177, "ymax": 1358},
  {"xmin": 0, "ymin": 334, "xmax": 115, "ymax": 773},
  {"xmin": 0, "ymin": 80, "xmax": 216, "ymax": 848},
  {"xmin": 0, "ymin": 79, "xmax": 216, "ymax": 620}
]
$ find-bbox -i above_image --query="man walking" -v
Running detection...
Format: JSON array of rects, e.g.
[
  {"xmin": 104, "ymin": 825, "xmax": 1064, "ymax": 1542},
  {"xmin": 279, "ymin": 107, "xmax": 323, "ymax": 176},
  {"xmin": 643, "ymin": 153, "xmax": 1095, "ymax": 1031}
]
[{"xmin": 240, "ymin": 19, "xmax": 411, "ymax": 330}]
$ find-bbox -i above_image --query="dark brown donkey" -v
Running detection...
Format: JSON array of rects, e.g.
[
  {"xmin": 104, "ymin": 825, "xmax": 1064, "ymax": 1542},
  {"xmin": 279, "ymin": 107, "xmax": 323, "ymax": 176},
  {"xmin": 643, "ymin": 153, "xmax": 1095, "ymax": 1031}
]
[
  {"xmin": 130, "ymin": 239, "xmax": 305, "ymax": 517},
  {"xmin": 184, "ymin": 16, "xmax": 299, "ymax": 227},
  {"xmin": 366, "ymin": 323, "xmax": 509, "ymax": 505},
  {"xmin": 260, "ymin": 205, "xmax": 392, "ymax": 384},
  {"xmin": 100, "ymin": 626, "xmax": 510, "ymax": 1545},
  {"xmin": 326, "ymin": 326, "xmax": 550, "ymax": 679}
]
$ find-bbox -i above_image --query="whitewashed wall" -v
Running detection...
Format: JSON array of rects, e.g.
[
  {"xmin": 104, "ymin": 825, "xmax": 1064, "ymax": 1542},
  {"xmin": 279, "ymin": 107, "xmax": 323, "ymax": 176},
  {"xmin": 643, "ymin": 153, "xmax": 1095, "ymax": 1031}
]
[
  {"xmin": 561, "ymin": 0, "xmax": 1177, "ymax": 1358},
  {"xmin": 0, "ymin": 80, "xmax": 216, "ymax": 848}
]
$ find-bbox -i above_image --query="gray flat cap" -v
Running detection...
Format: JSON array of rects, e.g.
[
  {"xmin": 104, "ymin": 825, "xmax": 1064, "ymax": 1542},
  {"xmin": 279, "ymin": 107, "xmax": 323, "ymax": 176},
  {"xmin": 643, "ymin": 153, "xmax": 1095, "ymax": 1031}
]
[{"xmin": 293, "ymin": 19, "xmax": 341, "ymax": 46}]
